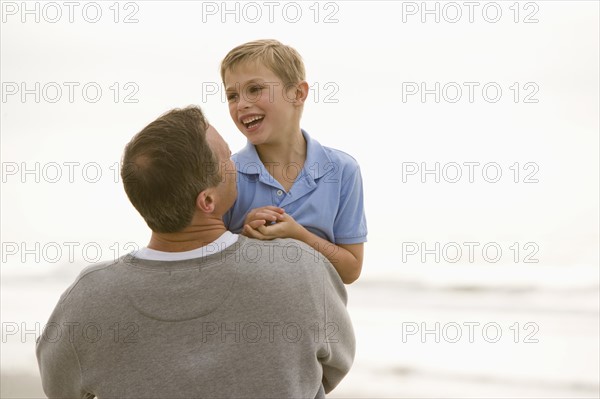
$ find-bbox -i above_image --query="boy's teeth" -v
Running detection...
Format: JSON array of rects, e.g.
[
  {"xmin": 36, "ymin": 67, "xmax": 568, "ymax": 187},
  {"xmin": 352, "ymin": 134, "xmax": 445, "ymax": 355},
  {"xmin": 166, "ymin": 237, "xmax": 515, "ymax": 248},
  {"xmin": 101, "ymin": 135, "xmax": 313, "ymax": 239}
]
[{"xmin": 242, "ymin": 115, "xmax": 263, "ymax": 124}]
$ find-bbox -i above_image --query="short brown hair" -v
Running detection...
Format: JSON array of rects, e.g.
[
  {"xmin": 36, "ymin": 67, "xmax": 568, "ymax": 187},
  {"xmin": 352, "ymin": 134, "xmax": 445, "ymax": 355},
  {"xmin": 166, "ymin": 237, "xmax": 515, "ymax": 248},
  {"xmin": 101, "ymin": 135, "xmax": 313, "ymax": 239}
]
[
  {"xmin": 121, "ymin": 106, "xmax": 220, "ymax": 233},
  {"xmin": 220, "ymin": 39, "xmax": 305, "ymax": 85}
]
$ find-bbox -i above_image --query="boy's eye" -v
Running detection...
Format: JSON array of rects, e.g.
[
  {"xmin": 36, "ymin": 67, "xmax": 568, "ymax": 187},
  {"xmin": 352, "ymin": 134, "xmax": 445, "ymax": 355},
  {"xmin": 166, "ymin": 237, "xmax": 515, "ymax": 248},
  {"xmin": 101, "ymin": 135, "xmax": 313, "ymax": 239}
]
[
  {"xmin": 226, "ymin": 93, "xmax": 238, "ymax": 102},
  {"xmin": 248, "ymin": 86, "xmax": 263, "ymax": 94}
]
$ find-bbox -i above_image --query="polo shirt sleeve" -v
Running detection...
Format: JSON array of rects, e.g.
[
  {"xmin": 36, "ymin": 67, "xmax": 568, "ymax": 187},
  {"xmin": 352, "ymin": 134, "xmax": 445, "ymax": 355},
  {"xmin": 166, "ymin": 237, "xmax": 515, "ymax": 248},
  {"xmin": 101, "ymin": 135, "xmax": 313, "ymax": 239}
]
[{"xmin": 333, "ymin": 163, "xmax": 368, "ymax": 245}]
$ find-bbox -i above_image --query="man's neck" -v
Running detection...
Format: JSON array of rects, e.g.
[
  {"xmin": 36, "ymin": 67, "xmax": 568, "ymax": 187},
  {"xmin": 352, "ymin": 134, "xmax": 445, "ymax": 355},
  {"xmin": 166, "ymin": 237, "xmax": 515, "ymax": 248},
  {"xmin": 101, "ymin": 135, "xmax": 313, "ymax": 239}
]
[{"xmin": 147, "ymin": 219, "xmax": 228, "ymax": 252}]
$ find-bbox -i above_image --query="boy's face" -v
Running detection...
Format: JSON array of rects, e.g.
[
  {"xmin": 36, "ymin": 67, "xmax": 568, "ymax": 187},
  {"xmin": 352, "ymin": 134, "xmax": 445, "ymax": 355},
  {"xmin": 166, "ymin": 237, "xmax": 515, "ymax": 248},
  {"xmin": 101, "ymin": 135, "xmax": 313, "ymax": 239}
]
[{"xmin": 224, "ymin": 61, "xmax": 301, "ymax": 146}]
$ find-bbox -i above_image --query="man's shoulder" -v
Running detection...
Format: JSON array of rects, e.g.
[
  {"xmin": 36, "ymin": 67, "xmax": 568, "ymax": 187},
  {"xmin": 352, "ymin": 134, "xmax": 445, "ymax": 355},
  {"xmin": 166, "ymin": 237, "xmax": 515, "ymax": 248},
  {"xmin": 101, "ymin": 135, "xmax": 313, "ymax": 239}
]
[
  {"xmin": 233, "ymin": 237, "xmax": 346, "ymax": 304},
  {"xmin": 236, "ymin": 237, "xmax": 322, "ymax": 266},
  {"xmin": 235, "ymin": 236, "xmax": 342, "ymax": 283},
  {"xmin": 59, "ymin": 258, "xmax": 123, "ymax": 302},
  {"xmin": 78, "ymin": 258, "xmax": 123, "ymax": 281},
  {"xmin": 237, "ymin": 236, "xmax": 320, "ymax": 261}
]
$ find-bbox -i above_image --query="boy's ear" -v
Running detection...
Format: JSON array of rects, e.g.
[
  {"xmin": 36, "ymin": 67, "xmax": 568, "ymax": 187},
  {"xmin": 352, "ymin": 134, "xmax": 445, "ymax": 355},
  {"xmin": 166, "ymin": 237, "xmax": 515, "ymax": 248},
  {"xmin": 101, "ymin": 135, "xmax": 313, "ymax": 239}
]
[
  {"xmin": 196, "ymin": 189, "xmax": 215, "ymax": 213},
  {"xmin": 294, "ymin": 81, "xmax": 309, "ymax": 105}
]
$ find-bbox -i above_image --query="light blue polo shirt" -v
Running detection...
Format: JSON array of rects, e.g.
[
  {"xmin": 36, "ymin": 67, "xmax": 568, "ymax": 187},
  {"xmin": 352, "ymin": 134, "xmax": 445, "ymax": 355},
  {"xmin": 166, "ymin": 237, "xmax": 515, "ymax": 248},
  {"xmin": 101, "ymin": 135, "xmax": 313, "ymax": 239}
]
[{"xmin": 223, "ymin": 130, "xmax": 367, "ymax": 245}]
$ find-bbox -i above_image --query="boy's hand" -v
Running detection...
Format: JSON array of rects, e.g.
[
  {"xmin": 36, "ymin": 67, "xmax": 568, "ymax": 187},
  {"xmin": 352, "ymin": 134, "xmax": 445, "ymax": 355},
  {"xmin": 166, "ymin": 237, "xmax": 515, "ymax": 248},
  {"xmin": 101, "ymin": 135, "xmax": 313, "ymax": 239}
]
[
  {"xmin": 243, "ymin": 212, "xmax": 303, "ymax": 240},
  {"xmin": 243, "ymin": 206, "xmax": 285, "ymax": 231}
]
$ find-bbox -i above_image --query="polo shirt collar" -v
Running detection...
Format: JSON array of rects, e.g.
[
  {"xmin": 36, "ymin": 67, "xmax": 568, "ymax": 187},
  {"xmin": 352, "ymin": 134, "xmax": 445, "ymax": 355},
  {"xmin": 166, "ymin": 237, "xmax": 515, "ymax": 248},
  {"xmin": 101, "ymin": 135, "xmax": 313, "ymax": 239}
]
[{"xmin": 235, "ymin": 129, "xmax": 332, "ymax": 181}]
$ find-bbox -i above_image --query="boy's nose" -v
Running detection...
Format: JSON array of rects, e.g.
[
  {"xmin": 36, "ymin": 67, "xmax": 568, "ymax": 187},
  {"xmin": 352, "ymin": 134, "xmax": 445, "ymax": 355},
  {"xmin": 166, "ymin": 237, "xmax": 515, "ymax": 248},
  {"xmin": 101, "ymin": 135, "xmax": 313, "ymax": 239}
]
[{"xmin": 237, "ymin": 95, "xmax": 251, "ymax": 110}]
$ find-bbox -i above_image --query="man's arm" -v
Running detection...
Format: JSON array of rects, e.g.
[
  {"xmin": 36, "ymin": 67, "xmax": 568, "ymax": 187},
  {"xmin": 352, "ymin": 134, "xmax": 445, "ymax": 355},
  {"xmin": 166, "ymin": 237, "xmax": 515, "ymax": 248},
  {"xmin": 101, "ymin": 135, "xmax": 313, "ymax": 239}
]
[
  {"xmin": 36, "ymin": 305, "xmax": 89, "ymax": 398},
  {"xmin": 317, "ymin": 259, "xmax": 356, "ymax": 393}
]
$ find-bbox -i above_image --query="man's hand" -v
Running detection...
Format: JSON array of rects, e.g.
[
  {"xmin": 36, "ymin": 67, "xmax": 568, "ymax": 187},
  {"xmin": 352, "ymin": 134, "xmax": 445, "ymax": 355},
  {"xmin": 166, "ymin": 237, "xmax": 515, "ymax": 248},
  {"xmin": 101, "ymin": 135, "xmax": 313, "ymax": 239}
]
[
  {"xmin": 243, "ymin": 212, "xmax": 303, "ymax": 240},
  {"xmin": 242, "ymin": 206, "xmax": 285, "ymax": 232}
]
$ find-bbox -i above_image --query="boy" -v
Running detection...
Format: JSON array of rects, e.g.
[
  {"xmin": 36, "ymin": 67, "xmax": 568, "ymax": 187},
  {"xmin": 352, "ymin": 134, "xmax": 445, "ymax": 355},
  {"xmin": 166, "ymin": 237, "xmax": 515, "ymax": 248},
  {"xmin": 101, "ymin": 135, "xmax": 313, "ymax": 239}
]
[{"xmin": 221, "ymin": 39, "xmax": 367, "ymax": 284}]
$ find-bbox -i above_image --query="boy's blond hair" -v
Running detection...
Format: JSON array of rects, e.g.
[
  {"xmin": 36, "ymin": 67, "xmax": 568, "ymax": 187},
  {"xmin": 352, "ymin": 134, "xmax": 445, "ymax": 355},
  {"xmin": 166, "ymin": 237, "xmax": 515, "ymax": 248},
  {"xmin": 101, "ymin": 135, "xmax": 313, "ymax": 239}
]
[{"xmin": 220, "ymin": 39, "xmax": 306, "ymax": 85}]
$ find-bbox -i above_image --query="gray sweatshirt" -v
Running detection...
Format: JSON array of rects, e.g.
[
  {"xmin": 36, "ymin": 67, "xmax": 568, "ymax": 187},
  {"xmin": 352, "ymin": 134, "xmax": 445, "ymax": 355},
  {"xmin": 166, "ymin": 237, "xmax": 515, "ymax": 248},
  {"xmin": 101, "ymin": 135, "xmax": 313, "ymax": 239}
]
[{"xmin": 36, "ymin": 236, "xmax": 355, "ymax": 398}]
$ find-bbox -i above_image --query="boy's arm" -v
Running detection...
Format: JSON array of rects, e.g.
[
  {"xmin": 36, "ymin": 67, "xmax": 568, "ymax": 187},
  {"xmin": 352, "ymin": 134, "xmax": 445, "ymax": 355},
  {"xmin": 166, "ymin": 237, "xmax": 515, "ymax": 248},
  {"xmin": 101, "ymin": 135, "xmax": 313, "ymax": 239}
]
[
  {"xmin": 243, "ymin": 213, "xmax": 363, "ymax": 284},
  {"xmin": 296, "ymin": 228, "xmax": 363, "ymax": 284}
]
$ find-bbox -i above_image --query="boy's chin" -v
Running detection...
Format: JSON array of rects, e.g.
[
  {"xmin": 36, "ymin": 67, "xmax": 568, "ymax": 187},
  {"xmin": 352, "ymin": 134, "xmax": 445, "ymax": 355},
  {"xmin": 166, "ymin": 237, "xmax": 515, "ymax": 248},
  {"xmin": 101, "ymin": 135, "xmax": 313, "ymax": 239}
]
[{"xmin": 244, "ymin": 131, "xmax": 268, "ymax": 146}]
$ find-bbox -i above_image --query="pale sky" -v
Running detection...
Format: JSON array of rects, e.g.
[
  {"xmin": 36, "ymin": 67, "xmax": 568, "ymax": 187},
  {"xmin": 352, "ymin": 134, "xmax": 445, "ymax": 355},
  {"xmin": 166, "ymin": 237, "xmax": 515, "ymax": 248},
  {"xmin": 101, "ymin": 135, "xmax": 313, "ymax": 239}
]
[{"xmin": 1, "ymin": 1, "xmax": 598, "ymax": 276}]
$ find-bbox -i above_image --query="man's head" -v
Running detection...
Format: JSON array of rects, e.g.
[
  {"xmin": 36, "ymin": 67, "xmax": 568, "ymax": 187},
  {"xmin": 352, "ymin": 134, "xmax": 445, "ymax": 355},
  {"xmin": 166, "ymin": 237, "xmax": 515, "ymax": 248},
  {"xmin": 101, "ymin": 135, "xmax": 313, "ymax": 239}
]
[
  {"xmin": 121, "ymin": 106, "xmax": 236, "ymax": 233},
  {"xmin": 220, "ymin": 39, "xmax": 305, "ymax": 87}
]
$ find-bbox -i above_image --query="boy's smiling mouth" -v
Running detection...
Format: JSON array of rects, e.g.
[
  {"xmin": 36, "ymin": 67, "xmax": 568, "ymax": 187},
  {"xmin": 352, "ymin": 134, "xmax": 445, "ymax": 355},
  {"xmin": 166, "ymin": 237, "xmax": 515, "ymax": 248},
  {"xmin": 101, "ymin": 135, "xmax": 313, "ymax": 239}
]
[{"xmin": 241, "ymin": 114, "xmax": 264, "ymax": 130}]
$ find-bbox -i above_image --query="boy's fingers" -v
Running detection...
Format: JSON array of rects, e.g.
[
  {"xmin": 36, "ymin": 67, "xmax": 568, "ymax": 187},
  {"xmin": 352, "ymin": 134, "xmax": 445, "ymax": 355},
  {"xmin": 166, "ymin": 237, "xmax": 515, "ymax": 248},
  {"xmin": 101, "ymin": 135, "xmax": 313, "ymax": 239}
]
[
  {"xmin": 279, "ymin": 213, "xmax": 290, "ymax": 221},
  {"xmin": 243, "ymin": 224, "xmax": 260, "ymax": 238},
  {"xmin": 251, "ymin": 210, "xmax": 284, "ymax": 222},
  {"xmin": 247, "ymin": 219, "xmax": 266, "ymax": 229},
  {"xmin": 244, "ymin": 225, "xmax": 270, "ymax": 240},
  {"xmin": 261, "ymin": 206, "xmax": 285, "ymax": 213},
  {"xmin": 256, "ymin": 225, "xmax": 277, "ymax": 240},
  {"xmin": 246, "ymin": 207, "xmax": 285, "ymax": 223},
  {"xmin": 255, "ymin": 211, "xmax": 280, "ymax": 221},
  {"xmin": 241, "ymin": 225, "xmax": 252, "ymax": 238},
  {"xmin": 252, "ymin": 206, "xmax": 284, "ymax": 216}
]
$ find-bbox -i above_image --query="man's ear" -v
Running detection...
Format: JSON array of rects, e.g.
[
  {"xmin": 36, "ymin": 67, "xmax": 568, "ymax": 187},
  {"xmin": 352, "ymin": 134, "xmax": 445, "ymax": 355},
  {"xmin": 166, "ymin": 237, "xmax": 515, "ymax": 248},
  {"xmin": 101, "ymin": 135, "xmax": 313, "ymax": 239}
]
[
  {"xmin": 294, "ymin": 81, "xmax": 309, "ymax": 105},
  {"xmin": 196, "ymin": 189, "xmax": 215, "ymax": 213}
]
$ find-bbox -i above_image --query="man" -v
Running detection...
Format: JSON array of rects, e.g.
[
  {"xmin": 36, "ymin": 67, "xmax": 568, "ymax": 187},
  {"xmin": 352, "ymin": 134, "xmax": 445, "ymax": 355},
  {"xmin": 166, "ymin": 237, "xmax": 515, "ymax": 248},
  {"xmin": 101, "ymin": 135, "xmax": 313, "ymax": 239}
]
[{"xmin": 36, "ymin": 106, "xmax": 355, "ymax": 398}]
